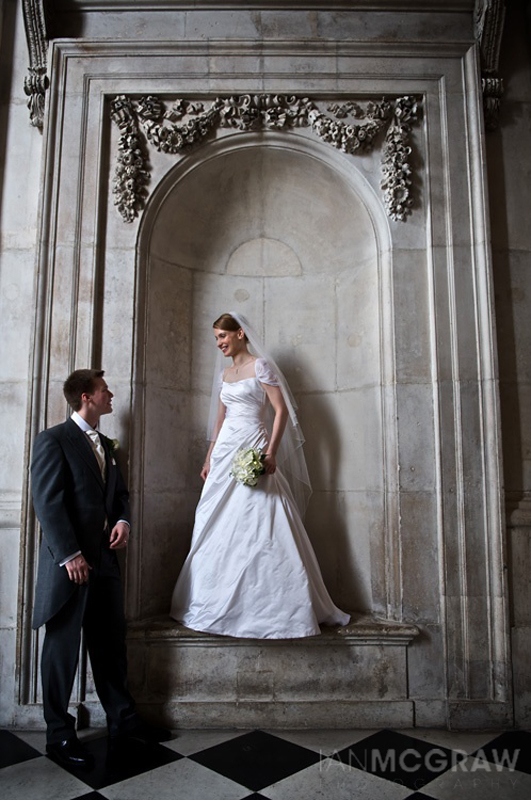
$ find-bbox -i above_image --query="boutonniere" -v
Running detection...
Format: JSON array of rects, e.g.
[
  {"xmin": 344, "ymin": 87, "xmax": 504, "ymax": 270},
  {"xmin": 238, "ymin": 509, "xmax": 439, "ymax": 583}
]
[{"xmin": 101, "ymin": 435, "xmax": 120, "ymax": 462}]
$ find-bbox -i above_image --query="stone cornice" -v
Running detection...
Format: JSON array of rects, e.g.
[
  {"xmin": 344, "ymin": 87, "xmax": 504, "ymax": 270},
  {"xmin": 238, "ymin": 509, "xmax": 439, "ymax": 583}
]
[
  {"xmin": 474, "ymin": 0, "xmax": 506, "ymax": 74},
  {"xmin": 23, "ymin": 1, "xmax": 484, "ymax": 132},
  {"xmin": 474, "ymin": 0, "xmax": 506, "ymax": 130},
  {"xmin": 51, "ymin": 1, "xmax": 475, "ymax": 12}
]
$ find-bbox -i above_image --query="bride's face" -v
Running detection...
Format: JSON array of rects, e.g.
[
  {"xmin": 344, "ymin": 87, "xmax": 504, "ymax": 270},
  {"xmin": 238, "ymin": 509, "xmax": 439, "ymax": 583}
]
[{"xmin": 214, "ymin": 327, "xmax": 245, "ymax": 358}]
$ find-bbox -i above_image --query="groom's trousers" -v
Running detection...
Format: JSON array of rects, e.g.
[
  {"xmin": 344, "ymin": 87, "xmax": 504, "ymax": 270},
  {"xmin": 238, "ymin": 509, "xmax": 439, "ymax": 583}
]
[{"xmin": 41, "ymin": 543, "xmax": 137, "ymax": 744}]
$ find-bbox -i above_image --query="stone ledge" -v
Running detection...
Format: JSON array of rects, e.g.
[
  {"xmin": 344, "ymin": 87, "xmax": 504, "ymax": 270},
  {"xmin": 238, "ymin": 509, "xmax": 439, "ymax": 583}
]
[{"xmin": 127, "ymin": 614, "xmax": 420, "ymax": 647}]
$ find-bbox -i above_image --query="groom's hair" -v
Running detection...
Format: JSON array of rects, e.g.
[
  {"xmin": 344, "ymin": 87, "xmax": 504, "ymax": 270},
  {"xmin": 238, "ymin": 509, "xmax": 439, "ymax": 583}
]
[{"xmin": 63, "ymin": 369, "xmax": 105, "ymax": 411}]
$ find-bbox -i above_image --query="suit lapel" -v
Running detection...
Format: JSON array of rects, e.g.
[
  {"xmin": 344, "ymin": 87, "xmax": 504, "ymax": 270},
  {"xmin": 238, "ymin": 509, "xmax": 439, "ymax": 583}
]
[{"xmin": 66, "ymin": 418, "xmax": 105, "ymax": 487}]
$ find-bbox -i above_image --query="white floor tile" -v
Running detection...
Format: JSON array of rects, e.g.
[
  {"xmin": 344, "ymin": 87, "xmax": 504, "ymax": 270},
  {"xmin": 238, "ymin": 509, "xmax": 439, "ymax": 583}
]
[
  {"xmin": 265, "ymin": 728, "xmax": 381, "ymax": 756},
  {"xmin": 0, "ymin": 756, "xmax": 91, "ymax": 800},
  {"xmin": 425, "ymin": 755, "xmax": 531, "ymax": 800},
  {"xmin": 260, "ymin": 758, "xmax": 412, "ymax": 800},
  {"xmin": 99, "ymin": 755, "xmax": 250, "ymax": 800},
  {"xmin": 161, "ymin": 728, "xmax": 243, "ymax": 756},
  {"xmin": 13, "ymin": 730, "xmax": 48, "ymax": 754}
]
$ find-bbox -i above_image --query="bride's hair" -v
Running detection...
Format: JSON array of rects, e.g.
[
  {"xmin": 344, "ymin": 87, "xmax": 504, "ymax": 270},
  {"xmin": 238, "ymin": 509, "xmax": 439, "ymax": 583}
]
[{"xmin": 213, "ymin": 313, "xmax": 248, "ymax": 341}]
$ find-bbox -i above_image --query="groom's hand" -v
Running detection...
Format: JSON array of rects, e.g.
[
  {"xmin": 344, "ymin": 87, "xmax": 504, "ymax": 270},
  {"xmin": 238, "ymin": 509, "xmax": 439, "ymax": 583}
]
[
  {"xmin": 65, "ymin": 554, "xmax": 92, "ymax": 584},
  {"xmin": 109, "ymin": 521, "xmax": 130, "ymax": 550}
]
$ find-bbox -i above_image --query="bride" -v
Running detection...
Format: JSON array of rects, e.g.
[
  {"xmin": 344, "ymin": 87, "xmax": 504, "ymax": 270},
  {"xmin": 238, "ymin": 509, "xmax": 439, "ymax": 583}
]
[{"xmin": 170, "ymin": 312, "xmax": 349, "ymax": 638}]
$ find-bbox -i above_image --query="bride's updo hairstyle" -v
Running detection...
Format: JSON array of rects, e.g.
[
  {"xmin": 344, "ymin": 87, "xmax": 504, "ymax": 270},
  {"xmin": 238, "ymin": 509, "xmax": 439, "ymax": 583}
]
[{"xmin": 213, "ymin": 313, "xmax": 248, "ymax": 341}]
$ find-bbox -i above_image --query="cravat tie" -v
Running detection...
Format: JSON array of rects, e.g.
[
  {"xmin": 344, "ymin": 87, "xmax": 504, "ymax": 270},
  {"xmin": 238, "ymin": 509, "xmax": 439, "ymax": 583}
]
[{"xmin": 86, "ymin": 429, "xmax": 106, "ymax": 481}]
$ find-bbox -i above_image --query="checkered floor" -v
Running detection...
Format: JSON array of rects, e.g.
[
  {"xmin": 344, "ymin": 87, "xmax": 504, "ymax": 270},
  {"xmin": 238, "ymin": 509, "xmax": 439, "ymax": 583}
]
[{"xmin": 1, "ymin": 727, "xmax": 530, "ymax": 799}]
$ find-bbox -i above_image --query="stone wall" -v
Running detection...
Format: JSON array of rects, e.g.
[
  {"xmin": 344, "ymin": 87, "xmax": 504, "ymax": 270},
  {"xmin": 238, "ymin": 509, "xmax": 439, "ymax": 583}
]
[
  {"xmin": 488, "ymin": 0, "xmax": 531, "ymax": 729},
  {"xmin": 0, "ymin": 0, "xmax": 527, "ymax": 729},
  {"xmin": 0, "ymin": 0, "xmax": 43, "ymax": 726}
]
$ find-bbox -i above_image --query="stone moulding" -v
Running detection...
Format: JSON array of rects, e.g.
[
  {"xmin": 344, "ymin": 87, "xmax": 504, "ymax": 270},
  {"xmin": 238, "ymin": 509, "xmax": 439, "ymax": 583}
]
[
  {"xmin": 110, "ymin": 93, "xmax": 421, "ymax": 224},
  {"xmin": 474, "ymin": 0, "xmax": 506, "ymax": 130},
  {"xmin": 20, "ymin": 3, "xmax": 502, "ymax": 132},
  {"xmin": 127, "ymin": 615, "xmax": 421, "ymax": 647},
  {"xmin": 22, "ymin": 0, "xmax": 48, "ymax": 130},
  {"xmin": 52, "ymin": 1, "xmax": 477, "ymax": 9}
]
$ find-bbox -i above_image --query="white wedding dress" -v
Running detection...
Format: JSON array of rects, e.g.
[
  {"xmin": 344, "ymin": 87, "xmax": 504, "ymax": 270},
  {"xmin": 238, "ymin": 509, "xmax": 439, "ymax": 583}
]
[{"xmin": 170, "ymin": 359, "xmax": 350, "ymax": 639}]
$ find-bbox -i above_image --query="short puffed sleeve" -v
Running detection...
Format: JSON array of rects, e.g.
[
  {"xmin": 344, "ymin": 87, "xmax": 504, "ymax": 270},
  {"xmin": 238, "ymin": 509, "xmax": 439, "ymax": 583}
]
[{"xmin": 255, "ymin": 358, "xmax": 280, "ymax": 387}]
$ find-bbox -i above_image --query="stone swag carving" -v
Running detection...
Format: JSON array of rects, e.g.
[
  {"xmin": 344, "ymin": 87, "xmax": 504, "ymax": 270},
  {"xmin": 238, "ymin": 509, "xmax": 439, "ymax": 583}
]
[
  {"xmin": 474, "ymin": 0, "xmax": 506, "ymax": 130},
  {"xmin": 22, "ymin": 0, "xmax": 48, "ymax": 130},
  {"xmin": 110, "ymin": 93, "xmax": 421, "ymax": 224}
]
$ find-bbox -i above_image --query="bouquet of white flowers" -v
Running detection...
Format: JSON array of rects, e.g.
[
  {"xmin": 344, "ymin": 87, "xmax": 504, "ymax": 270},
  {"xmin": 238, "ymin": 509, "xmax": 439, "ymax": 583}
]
[{"xmin": 230, "ymin": 447, "xmax": 266, "ymax": 487}]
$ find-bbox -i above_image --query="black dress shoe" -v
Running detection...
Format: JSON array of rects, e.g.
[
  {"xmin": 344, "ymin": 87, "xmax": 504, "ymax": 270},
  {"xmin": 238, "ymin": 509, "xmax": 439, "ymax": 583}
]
[
  {"xmin": 46, "ymin": 738, "xmax": 94, "ymax": 768},
  {"xmin": 115, "ymin": 721, "xmax": 173, "ymax": 743}
]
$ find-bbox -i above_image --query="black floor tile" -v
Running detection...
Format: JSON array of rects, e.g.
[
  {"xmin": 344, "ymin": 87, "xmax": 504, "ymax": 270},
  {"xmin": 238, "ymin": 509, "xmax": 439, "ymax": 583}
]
[
  {"xmin": 404, "ymin": 794, "xmax": 437, "ymax": 800},
  {"xmin": 239, "ymin": 795, "xmax": 273, "ymax": 800},
  {"xmin": 189, "ymin": 729, "xmax": 321, "ymax": 791},
  {"xmin": 0, "ymin": 730, "xmax": 42, "ymax": 769},
  {"xmin": 50, "ymin": 735, "xmax": 183, "ymax": 790},
  {"xmin": 472, "ymin": 729, "xmax": 531, "ymax": 775},
  {"xmin": 334, "ymin": 729, "xmax": 464, "ymax": 792},
  {"xmin": 71, "ymin": 794, "xmax": 109, "ymax": 799}
]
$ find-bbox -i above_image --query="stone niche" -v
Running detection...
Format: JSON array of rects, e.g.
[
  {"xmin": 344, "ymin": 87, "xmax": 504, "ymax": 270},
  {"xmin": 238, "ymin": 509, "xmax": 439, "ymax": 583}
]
[
  {"xmin": 124, "ymin": 133, "xmax": 416, "ymax": 727},
  {"xmin": 137, "ymin": 136, "xmax": 387, "ymax": 621},
  {"xmin": 18, "ymin": 5, "xmax": 512, "ymax": 730}
]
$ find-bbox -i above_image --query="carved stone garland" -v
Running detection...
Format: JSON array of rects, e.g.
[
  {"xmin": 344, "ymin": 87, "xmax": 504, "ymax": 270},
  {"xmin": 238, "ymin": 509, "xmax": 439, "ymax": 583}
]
[
  {"xmin": 22, "ymin": 0, "xmax": 48, "ymax": 130},
  {"xmin": 110, "ymin": 94, "xmax": 420, "ymax": 224},
  {"xmin": 474, "ymin": 0, "xmax": 506, "ymax": 130}
]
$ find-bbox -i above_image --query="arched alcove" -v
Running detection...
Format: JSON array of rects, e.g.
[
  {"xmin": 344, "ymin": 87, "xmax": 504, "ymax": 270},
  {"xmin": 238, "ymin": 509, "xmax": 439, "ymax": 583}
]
[{"xmin": 131, "ymin": 132, "xmax": 396, "ymax": 622}]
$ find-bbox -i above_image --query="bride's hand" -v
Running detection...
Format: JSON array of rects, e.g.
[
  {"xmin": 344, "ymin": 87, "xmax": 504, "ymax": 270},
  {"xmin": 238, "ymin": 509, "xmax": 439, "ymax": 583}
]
[
  {"xmin": 263, "ymin": 453, "xmax": 276, "ymax": 474},
  {"xmin": 200, "ymin": 462, "xmax": 210, "ymax": 481}
]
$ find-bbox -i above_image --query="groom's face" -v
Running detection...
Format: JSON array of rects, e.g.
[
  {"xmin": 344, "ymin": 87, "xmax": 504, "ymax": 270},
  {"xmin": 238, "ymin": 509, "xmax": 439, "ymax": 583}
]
[{"xmin": 85, "ymin": 377, "xmax": 114, "ymax": 417}]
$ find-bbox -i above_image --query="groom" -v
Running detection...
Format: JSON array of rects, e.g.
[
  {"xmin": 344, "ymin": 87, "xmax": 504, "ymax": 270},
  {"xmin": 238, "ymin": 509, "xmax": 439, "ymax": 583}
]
[{"xmin": 31, "ymin": 369, "xmax": 170, "ymax": 767}]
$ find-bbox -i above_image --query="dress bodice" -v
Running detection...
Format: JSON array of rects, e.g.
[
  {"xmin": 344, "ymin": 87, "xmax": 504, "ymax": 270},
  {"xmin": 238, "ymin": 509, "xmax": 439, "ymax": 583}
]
[{"xmin": 220, "ymin": 377, "xmax": 267, "ymax": 423}]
